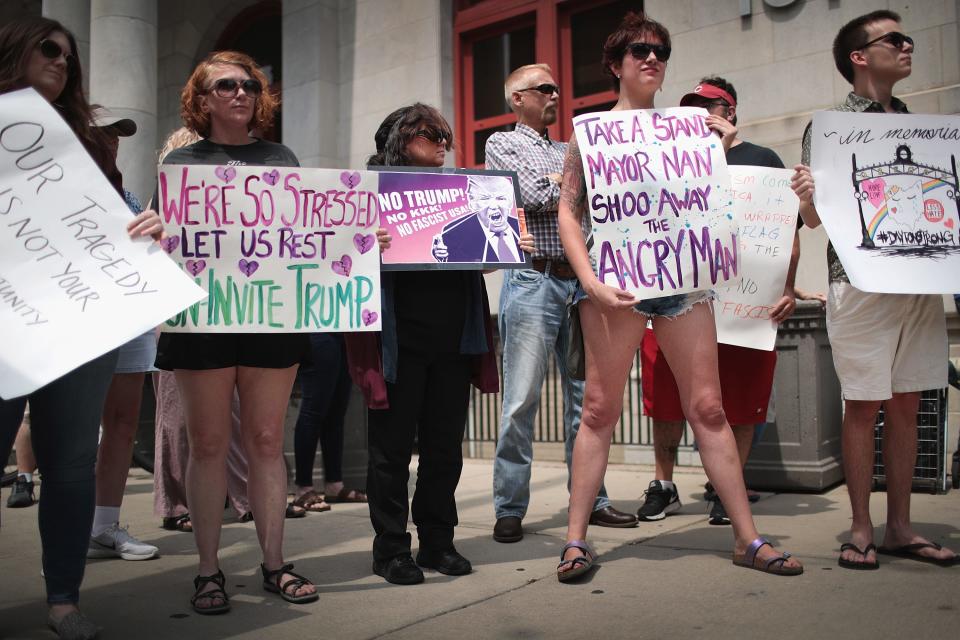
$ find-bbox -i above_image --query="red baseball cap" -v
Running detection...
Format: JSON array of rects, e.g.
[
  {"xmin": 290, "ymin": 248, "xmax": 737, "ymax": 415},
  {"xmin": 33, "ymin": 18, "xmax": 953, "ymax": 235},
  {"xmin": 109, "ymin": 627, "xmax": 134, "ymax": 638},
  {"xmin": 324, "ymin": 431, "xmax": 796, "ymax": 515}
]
[{"xmin": 679, "ymin": 83, "xmax": 736, "ymax": 108}]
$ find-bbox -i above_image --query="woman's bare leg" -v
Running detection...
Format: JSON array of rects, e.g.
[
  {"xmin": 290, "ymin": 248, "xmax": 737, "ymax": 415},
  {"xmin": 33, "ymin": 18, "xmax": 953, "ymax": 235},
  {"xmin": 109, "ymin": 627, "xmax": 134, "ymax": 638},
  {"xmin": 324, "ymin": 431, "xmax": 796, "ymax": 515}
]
[
  {"xmin": 237, "ymin": 365, "xmax": 315, "ymax": 598},
  {"xmin": 97, "ymin": 373, "xmax": 146, "ymax": 507},
  {"xmin": 563, "ymin": 301, "xmax": 645, "ymax": 567},
  {"xmin": 653, "ymin": 303, "xmax": 800, "ymax": 570},
  {"xmin": 178, "ymin": 368, "xmax": 235, "ymax": 607}
]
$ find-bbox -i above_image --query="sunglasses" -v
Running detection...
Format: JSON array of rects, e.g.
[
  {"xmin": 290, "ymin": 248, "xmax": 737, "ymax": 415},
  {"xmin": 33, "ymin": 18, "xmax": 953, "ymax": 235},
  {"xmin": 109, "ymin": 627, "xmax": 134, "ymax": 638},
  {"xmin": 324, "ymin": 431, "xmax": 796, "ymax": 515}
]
[
  {"xmin": 209, "ymin": 78, "xmax": 263, "ymax": 98},
  {"xmin": 626, "ymin": 42, "xmax": 671, "ymax": 62},
  {"xmin": 859, "ymin": 31, "xmax": 913, "ymax": 51},
  {"xmin": 38, "ymin": 39, "xmax": 76, "ymax": 73},
  {"xmin": 517, "ymin": 83, "xmax": 559, "ymax": 96},
  {"xmin": 415, "ymin": 127, "xmax": 449, "ymax": 145}
]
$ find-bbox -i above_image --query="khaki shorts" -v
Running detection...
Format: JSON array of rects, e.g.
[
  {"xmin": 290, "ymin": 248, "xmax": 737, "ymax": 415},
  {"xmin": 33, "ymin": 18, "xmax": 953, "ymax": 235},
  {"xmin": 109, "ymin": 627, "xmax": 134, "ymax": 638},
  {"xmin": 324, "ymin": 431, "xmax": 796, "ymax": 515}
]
[{"xmin": 826, "ymin": 282, "xmax": 947, "ymax": 401}]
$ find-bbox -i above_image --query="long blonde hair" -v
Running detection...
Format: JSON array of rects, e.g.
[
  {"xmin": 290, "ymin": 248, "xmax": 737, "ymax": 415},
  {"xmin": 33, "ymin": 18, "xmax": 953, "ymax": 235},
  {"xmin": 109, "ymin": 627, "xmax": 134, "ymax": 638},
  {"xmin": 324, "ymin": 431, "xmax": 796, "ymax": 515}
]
[{"xmin": 158, "ymin": 127, "xmax": 201, "ymax": 161}]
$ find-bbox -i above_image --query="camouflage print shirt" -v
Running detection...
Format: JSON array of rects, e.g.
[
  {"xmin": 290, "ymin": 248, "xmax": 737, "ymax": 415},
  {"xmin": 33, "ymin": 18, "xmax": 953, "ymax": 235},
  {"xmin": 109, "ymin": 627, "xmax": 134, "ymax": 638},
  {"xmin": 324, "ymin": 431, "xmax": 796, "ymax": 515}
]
[{"xmin": 801, "ymin": 91, "xmax": 910, "ymax": 283}]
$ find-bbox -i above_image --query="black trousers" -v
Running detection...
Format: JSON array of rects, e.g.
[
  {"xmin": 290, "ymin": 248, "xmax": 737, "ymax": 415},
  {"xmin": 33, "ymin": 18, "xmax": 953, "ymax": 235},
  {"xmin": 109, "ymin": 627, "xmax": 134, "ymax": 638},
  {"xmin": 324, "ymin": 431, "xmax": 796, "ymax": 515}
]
[
  {"xmin": 0, "ymin": 349, "xmax": 117, "ymax": 604},
  {"xmin": 366, "ymin": 348, "xmax": 471, "ymax": 562},
  {"xmin": 293, "ymin": 333, "xmax": 351, "ymax": 486}
]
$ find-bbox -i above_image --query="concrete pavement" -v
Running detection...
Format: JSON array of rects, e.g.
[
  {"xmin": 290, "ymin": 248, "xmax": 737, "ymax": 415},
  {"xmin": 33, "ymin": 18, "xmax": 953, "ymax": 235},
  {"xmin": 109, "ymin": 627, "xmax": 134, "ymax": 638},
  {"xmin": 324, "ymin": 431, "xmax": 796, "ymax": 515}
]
[{"xmin": 1, "ymin": 458, "xmax": 958, "ymax": 639}]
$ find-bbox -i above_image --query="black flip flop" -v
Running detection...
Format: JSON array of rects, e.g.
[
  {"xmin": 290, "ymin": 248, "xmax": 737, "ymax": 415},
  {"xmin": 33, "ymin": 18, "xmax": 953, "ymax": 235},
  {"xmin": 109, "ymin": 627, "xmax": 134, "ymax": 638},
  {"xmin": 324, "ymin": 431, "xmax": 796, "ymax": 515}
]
[
  {"xmin": 877, "ymin": 542, "xmax": 959, "ymax": 567},
  {"xmin": 838, "ymin": 542, "xmax": 879, "ymax": 570}
]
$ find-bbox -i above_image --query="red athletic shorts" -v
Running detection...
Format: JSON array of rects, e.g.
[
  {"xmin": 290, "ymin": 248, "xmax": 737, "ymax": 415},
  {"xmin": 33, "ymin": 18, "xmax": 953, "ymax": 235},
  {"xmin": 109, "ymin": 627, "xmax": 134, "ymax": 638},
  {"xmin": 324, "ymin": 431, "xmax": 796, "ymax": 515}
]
[{"xmin": 640, "ymin": 328, "xmax": 776, "ymax": 425}]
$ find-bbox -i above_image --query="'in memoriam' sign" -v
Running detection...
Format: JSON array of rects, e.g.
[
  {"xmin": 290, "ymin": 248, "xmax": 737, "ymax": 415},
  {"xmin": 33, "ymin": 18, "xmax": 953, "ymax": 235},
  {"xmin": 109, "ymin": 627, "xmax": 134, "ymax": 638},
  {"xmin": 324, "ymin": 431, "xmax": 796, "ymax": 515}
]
[
  {"xmin": 811, "ymin": 111, "xmax": 960, "ymax": 293},
  {"xmin": 573, "ymin": 107, "xmax": 738, "ymax": 300},
  {"xmin": 157, "ymin": 165, "xmax": 381, "ymax": 332},
  {"xmin": 714, "ymin": 166, "xmax": 799, "ymax": 351},
  {"xmin": 376, "ymin": 168, "xmax": 528, "ymax": 270},
  {"xmin": 0, "ymin": 88, "xmax": 205, "ymax": 399}
]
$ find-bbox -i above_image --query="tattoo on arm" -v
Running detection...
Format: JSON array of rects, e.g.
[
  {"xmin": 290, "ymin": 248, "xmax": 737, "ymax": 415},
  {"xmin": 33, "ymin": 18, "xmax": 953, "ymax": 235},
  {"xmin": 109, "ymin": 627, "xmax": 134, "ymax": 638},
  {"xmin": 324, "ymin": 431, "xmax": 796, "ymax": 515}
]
[{"xmin": 560, "ymin": 136, "xmax": 587, "ymax": 219}]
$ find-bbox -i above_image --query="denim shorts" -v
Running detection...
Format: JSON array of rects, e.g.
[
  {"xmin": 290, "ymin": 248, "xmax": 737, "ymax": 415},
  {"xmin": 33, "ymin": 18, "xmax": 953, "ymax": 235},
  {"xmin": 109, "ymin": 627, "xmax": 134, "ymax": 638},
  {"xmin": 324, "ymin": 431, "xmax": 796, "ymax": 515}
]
[{"xmin": 573, "ymin": 286, "xmax": 713, "ymax": 319}]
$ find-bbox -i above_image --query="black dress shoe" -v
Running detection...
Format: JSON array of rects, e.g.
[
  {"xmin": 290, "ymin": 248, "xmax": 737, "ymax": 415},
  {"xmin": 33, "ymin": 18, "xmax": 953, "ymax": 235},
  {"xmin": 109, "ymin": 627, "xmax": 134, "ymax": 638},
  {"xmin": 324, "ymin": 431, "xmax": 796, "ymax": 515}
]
[
  {"xmin": 416, "ymin": 547, "xmax": 472, "ymax": 575},
  {"xmin": 493, "ymin": 516, "xmax": 523, "ymax": 543},
  {"xmin": 373, "ymin": 554, "xmax": 424, "ymax": 585},
  {"xmin": 589, "ymin": 506, "xmax": 638, "ymax": 528}
]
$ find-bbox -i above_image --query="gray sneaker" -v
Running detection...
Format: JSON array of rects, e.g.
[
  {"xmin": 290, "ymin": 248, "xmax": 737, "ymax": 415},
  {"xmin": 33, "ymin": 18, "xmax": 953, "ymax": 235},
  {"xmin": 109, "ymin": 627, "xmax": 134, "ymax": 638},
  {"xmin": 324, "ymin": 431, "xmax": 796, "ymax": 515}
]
[{"xmin": 88, "ymin": 523, "xmax": 159, "ymax": 560}]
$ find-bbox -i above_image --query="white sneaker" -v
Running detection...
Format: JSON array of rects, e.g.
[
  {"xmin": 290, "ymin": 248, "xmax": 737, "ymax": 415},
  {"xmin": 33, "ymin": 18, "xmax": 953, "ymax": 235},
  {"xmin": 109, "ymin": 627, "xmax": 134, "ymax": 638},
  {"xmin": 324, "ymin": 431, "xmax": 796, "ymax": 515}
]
[{"xmin": 88, "ymin": 523, "xmax": 159, "ymax": 561}]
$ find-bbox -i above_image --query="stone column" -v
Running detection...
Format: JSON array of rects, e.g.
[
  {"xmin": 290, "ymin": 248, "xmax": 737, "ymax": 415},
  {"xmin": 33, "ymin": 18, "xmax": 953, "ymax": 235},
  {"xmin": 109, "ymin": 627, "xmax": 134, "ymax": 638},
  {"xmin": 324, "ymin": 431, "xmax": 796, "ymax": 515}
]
[
  {"xmin": 41, "ymin": 0, "xmax": 91, "ymax": 92},
  {"xmin": 88, "ymin": 0, "xmax": 157, "ymax": 205},
  {"xmin": 281, "ymin": 0, "xmax": 340, "ymax": 167}
]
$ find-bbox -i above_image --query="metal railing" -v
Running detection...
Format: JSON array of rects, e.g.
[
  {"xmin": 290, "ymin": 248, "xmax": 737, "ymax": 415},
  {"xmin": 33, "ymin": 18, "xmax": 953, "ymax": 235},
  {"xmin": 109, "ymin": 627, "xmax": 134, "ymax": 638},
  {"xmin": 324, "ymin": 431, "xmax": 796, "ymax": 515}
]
[{"xmin": 466, "ymin": 345, "xmax": 697, "ymax": 452}]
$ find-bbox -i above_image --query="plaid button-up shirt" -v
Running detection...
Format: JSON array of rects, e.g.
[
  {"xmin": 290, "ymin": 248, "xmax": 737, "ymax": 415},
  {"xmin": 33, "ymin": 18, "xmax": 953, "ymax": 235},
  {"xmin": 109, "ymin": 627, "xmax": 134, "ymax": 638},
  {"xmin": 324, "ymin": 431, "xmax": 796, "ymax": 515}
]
[
  {"xmin": 485, "ymin": 123, "xmax": 567, "ymax": 259},
  {"xmin": 802, "ymin": 92, "xmax": 909, "ymax": 283}
]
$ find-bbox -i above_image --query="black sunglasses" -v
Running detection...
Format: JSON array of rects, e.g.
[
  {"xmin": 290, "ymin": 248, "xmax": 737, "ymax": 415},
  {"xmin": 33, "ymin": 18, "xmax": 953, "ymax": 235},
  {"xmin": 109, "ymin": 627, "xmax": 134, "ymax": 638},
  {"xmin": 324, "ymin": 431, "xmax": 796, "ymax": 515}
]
[
  {"xmin": 415, "ymin": 126, "xmax": 449, "ymax": 145},
  {"xmin": 210, "ymin": 78, "xmax": 263, "ymax": 98},
  {"xmin": 626, "ymin": 42, "xmax": 671, "ymax": 62},
  {"xmin": 859, "ymin": 31, "xmax": 913, "ymax": 51},
  {"xmin": 38, "ymin": 39, "xmax": 76, "ymax": 73},
  {"xmin": 517, "ymin": 83, "xmax": 559, "ymax": 96}
]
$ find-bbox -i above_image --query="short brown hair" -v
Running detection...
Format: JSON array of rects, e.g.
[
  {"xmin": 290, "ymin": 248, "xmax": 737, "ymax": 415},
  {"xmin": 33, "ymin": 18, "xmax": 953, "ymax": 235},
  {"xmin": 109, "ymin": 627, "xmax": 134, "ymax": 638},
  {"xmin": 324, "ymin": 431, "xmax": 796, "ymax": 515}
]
[
  {"xmin": 601, "ymin": 11, "xmax": 671, "ymax": 93},
  {"xmin": 833, "ymin": 10, "xmax": 902, "ymax": 84},
  {"xmin": 180, "ymin": 50, "xmax": 278, "ymax": 138}
]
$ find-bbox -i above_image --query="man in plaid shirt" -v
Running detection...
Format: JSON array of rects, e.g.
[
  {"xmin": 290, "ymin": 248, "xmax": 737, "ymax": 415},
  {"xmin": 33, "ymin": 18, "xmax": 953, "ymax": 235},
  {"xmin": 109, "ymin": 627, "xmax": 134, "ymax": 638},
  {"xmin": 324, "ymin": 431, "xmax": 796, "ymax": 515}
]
[{"xmin": 487, "ymin": 63, "xmax": 637, "ymax": 544}]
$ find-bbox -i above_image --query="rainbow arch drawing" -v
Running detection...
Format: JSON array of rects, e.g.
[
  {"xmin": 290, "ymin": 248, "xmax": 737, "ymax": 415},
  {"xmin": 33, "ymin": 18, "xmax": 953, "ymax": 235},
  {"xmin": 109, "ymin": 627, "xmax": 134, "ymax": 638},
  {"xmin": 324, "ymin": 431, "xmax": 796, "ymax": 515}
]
[{"xmin": 865, "ymin": 179, "xmax": 951, "ymax": 239}]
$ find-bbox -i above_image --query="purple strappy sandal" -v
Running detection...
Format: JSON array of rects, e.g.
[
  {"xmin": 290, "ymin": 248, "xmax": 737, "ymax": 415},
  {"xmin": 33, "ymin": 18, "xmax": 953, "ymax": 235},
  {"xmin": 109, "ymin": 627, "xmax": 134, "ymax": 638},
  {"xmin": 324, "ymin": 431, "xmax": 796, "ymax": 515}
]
[{"xmin": 733, "ymin": 537, "xmax": 803, "ymax": 576}]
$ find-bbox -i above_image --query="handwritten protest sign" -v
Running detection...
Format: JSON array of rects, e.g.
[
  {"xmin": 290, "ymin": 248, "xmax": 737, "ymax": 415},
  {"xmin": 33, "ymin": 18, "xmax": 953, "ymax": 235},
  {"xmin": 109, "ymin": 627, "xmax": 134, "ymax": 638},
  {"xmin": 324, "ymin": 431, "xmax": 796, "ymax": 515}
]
[
  {"xmin": 376, "ymin": 168, "xmax": 528, "ymax": 270},
  {"xmin": 714, "ymin": 167, "xmax": 798, "ymax": 351},
  {"xmin": 573, "ymin": 107, "xmax": 738, "ymax": 300},
  {"xmin": 157, "ymin": 165, "xmax": 381, "ymax": 332},
  {"xmin": 811, "ymin": 111, "xmax": 960, "ymax": 293},
  {"xmin": 0, "ymin": 88, "xmax": 204, "ymax": 399}
]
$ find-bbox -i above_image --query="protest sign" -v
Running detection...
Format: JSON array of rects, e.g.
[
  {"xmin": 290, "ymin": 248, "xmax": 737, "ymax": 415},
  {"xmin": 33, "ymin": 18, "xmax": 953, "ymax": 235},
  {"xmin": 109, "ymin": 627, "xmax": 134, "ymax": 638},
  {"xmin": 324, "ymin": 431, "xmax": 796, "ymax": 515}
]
[
  {"xmin": 714, "ymin": 166, "xmax": 799, "ymax": 351},
  {"xmin": 573, "ymin": 107, "xmax": 738, "ymax": 300},
  {"xmin": 0, "ymin": 88, "xmax": 205, "ymax": 399},
  {"xmin": 376, "ymin": 167, "xmax": 528, "ymax": 270},
  {"xmin": 157, "ymin": 164, "xmax": 381, "ymax": 332},
  {"xmin": 811, "ymin": 111, "xmax": 960, "ymax": 293}
]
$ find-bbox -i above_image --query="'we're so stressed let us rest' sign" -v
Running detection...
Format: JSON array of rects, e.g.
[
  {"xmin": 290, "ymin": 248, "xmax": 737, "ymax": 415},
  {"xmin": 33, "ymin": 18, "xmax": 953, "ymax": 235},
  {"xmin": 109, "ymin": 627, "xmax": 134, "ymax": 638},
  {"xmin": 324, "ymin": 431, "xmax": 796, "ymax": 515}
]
[
  {"xmin": 157, "ymin": 165, "xmax": 381, "ymax": 332},
  {"xmin": 574, "ymin": 107, "xmax": 738, "ymax": 300}
]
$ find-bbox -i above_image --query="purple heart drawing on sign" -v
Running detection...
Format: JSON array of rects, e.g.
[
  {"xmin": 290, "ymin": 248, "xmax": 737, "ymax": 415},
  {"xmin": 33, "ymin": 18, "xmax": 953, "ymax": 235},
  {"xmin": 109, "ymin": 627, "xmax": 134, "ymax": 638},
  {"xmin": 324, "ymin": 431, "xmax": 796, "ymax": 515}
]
[
  {"xmin": 362, "ymin": 309, "xmax": 378, "ymax": 326},
  {"xmin": 160, "ymin": 236, "xmax": 180, "ymax": 254},
  {"xmin": 238, "ymin": 258, "xmax": 260, "ymax": 277},
  {"xmin": 185, "ymin": 259, "xmax": 207, "ymax": 276},
  {"xmin": 262, "ymin": 169, "xmax": 280, "ymax": 186},
  {"xmin": 331, "ymin": 255, "xmax": 353, "ymax": 277},
  {"xmin": 215, "ymin": 166, "xmax": 237, "ymax": 183},
  {"xmin": 353, "ymin": 233, "xmax": 375, "ymax": 254},
  {"xmin": 340, "ymin": 171, "xmax": 361, "ymax": 189}
]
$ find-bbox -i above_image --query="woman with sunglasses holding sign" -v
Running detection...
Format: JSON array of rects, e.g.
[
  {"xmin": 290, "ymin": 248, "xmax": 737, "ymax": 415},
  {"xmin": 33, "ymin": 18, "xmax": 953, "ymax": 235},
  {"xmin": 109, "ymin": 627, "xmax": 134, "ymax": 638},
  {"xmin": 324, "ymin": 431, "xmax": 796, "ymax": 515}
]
[
  {"xmin": 349, "ymin": 104, "xmax": 533, "ymax": 585},
  {"xmin": 555, "ymin": 11, "xmax": 804, "ymax": 581},
  {"xmin": 0, "ymin": 16, "xmax": 163, "ymax": 640},
  {"xmin": 156, "ymin": 51, "xmax": 317, "ymax": 614}
]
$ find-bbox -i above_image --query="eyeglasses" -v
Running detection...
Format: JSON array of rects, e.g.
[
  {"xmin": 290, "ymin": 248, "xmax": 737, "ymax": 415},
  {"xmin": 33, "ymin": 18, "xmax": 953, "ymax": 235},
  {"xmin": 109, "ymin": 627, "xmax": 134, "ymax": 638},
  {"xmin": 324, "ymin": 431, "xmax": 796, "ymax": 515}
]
[
  {"xmin": 858, "ymin": 31, "xmax": 913, "ymax": 51},
  {"xmin": 701, "ymin": 100, "xmax": 730, "ymax": 111},
  {"xmin": 415, "ymin": 127, "xmax": 449, "ymax": 145},
  {"xmin": 209, "ymin": 78, "xmax": 263, "ymax": 98},
  {"xmin": 626, "ymin": 42, "xmax": 671, "ymax": 62},
  {"xmin": 38, "ymin": 39, "xmax": 76, "ymax": 74},
  {"xmin": 517, "ymin": 83, "xmax": 559, "ymax": 96}
]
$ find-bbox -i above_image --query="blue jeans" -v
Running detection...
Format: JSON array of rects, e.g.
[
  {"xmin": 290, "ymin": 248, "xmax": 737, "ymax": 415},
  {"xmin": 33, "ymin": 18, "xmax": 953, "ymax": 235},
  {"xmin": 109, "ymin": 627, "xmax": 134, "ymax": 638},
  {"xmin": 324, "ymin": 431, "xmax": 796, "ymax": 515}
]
[
  {"xmin": 0, "ymin": 349, "xmax": 118, "ymax": 604},
  {"xmin": 493, "ymin": 268, "xmax": 610, "ymax": 520}
]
